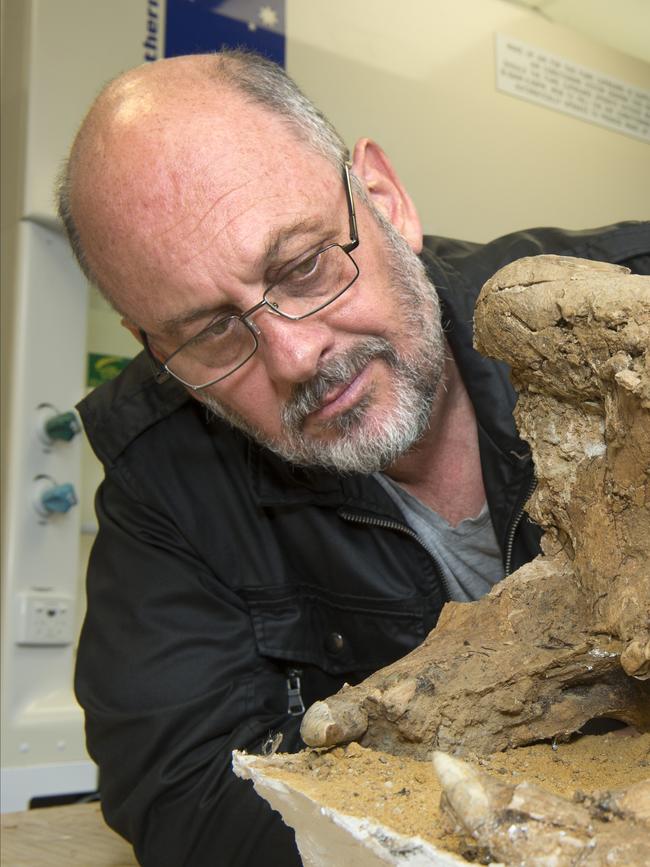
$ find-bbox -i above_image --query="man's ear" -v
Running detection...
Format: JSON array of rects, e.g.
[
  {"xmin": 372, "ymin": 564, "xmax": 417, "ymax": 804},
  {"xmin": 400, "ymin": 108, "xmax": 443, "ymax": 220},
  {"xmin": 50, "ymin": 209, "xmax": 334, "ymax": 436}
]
[
  {"xmin": 122, "ymin": 317, "xmax": 144, "ymax": 344},
  {"xmin": 121, "ymin": 317, "xmax": 165, "ymax": 362},
  {"xmin": 351, "ymin": 138, "xmax": 423, "ymax": 253}
]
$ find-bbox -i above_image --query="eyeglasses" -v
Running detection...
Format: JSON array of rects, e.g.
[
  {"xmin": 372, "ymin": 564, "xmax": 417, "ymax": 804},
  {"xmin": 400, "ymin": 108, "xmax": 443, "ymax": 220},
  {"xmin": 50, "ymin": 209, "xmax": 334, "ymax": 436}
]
[{"xmin": 142, "ymin": 164, "xmax": 359, "ymax": 391}]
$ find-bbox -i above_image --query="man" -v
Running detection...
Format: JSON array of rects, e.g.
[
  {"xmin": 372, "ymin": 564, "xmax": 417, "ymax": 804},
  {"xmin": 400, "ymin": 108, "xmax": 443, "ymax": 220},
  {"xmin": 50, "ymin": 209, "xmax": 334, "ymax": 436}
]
[{"xmin": 59, "ymin": 50, "xmax": 649, "ymax": 866}]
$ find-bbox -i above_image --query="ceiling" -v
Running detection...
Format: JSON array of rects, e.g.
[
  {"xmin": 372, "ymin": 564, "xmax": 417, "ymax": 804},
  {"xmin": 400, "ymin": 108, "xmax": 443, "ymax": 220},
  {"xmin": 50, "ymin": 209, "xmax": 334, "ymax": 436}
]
[{"xmin": 502, "ymin": 0, "xmax": 650, "ymax": 64}]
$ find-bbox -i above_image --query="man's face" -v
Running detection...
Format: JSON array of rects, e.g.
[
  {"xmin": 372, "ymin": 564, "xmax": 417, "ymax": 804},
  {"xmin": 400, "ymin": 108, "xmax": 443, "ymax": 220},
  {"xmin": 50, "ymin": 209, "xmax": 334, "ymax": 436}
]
[
  {"xmin": 75, "ymin": 89, "xmax": 446, "ymax": 473},
  {"xmin": 202, "ymin": 205, "xmax": 445, "ymax": 473}
]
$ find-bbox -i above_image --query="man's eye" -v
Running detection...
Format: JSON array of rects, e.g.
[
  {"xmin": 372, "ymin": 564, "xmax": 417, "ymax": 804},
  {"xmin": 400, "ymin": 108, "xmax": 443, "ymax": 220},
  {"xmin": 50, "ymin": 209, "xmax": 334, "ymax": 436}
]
[
  {"xmin": 193, "ymin": 316, "xmax": 237, "ymax": 344},
  {"xmin": 210, "ymin": 317, "xmax": 237, "ymax": 335},
  {"xmin": 279, "ymin": 252, "xmax": 324, "ymax": 293},
  {"xmin": 292, "ymin": 254, "xmax": 320, "ymax": 279}
]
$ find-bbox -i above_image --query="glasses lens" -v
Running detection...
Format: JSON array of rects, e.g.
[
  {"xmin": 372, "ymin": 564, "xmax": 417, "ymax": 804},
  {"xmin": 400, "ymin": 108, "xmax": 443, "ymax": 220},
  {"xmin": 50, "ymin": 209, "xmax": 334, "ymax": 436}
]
[
  {"xmin": 166, "ymin": 316, "xmax": 257, "ymax": 387},
  {"xmin": 163, "ymin": 245, "xmax": 359, "ymax": 389},
  {"xmin": 266, "ymin": 244, "xmax": 358, "ymax": 318}
]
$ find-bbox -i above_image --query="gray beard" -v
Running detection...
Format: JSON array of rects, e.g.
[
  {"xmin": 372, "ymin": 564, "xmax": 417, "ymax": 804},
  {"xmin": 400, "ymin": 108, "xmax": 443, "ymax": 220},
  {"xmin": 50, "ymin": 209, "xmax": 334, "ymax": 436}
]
[{"xmin": 201, "ymin": 216, "xmax": 446, "ymax": 474}]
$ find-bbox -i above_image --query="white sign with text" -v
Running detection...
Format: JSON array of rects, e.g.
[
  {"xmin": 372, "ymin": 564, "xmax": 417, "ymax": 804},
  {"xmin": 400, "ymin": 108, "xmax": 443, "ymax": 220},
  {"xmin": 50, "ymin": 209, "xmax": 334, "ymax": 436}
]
[{"xmin": 496, "ymin": 34, "xmax": 650, "ymax": 143}]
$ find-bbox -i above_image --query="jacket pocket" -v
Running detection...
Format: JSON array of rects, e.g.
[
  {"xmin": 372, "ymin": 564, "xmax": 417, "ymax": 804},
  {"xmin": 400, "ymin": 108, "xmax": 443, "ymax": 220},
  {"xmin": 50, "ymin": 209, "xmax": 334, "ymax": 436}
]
[{"xmin": 242, "ymin": 584, "xmax": 426, "ymax": 676}]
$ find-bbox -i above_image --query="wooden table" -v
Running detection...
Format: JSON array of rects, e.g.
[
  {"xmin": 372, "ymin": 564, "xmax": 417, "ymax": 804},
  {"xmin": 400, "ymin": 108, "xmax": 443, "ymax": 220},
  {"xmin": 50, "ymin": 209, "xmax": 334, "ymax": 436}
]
[{"xmin": 1, "ymin": 803, "xmax": 138, "ymax": 867}]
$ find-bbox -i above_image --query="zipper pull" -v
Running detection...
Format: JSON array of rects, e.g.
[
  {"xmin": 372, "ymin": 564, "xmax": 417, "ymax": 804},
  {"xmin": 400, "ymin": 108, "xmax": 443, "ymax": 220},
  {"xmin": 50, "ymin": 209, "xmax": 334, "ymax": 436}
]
[{"xmin": 286, "ymin": 668, "xmax": 305, "ymax": 716}]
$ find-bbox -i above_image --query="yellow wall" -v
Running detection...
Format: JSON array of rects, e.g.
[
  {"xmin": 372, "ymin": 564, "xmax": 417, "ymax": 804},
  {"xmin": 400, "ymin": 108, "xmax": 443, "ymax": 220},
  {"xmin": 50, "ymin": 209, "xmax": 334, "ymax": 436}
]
[{"xmin": 287, "ymin": 0, "xmax": 650, "ymax": 242}]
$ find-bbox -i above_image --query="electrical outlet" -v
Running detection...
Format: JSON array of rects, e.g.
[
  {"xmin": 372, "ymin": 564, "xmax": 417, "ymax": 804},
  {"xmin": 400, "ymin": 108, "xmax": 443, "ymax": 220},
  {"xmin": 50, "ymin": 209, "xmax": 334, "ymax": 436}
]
[{"xmin": 15, "ymin": 592, "xmax": 75, "ymax": 646}]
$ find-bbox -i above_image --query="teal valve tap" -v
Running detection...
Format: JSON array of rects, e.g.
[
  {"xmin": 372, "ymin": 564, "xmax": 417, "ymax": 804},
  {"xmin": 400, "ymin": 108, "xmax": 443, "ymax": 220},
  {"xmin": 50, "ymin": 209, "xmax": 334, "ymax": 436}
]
[
  {"xmin": 44, "ymin": 411, "xmax": 81, "ymax": 443},
  {"xmin": 41, "ymin": 483, "xmax": 78, "ymax": 514},
  {"xmin": 36, "ymin": 404, "xmax": 81, "ymax": 446},
  {"xmin": 33, "ymin": 475, "xmax": 78, "ymax": 518}
]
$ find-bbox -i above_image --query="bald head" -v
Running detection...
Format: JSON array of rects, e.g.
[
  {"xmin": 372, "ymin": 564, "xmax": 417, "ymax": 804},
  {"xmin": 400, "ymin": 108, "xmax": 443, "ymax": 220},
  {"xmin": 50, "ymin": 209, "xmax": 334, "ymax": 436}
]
[{"xmin": 57, "ymin": 51, "xmax": 348, "ymax": 312}]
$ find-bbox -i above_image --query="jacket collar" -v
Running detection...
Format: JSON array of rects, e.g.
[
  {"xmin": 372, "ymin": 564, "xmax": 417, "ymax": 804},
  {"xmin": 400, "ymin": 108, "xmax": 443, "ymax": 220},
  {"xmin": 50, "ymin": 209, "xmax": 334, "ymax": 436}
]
[{"xmin": 78, "ymin": 352, "xmax": 190, "ymax": 468}]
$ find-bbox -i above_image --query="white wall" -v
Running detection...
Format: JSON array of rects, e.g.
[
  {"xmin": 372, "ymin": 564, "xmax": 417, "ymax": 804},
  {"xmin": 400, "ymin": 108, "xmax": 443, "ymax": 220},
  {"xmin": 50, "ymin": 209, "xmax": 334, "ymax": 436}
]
[{"xmin": 1, "ymin": 0, "xmax": 149, "ymax": 809}]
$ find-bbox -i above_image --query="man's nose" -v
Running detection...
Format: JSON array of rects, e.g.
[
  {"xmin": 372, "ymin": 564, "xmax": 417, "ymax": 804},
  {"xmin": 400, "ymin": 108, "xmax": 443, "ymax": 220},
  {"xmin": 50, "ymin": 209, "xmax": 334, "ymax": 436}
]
[{"xmin": 254, "ymin": 311, "xmax": 334, "ymax": 384}]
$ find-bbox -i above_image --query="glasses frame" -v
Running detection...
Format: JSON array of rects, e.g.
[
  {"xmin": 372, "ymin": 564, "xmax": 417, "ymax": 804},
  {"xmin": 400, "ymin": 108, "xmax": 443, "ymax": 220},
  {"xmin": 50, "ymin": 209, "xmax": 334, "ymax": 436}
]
[{"xmin": 142, "ymin": 163, "xmax": 359, "ymax": 391}]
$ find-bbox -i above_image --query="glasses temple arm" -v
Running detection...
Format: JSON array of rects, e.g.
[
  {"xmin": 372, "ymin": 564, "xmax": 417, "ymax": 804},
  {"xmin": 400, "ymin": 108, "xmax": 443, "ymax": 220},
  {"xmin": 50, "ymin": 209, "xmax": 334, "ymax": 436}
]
[
  {"xmin": 139, "ymin": 329, "xmax": 170, "ymax": 383},
  {"xmin": 343, "ymin": 163, "xmax": 358, "ymax": 248}
]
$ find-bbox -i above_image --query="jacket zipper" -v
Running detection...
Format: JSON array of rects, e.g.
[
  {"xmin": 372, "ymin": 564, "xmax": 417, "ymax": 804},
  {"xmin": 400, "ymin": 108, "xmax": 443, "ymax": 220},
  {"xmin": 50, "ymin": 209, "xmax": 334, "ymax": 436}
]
[
  {"xmin": 285, "ymin": 667, "xmax": 305, "ymax": 716},
  {"xmin": 503, "ymin": 477, "xmax": 537, "ymax": 576},
  {"xmin": 337, "ymin": 510, "xmax": 453, "ymax": 601}
]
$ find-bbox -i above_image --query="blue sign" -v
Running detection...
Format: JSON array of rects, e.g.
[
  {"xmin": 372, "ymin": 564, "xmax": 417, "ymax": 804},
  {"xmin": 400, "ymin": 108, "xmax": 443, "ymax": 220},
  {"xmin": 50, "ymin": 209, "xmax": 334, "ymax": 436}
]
[{"xmin": 164, "ymin": 0, "xmax": 285, "ymax": 65}]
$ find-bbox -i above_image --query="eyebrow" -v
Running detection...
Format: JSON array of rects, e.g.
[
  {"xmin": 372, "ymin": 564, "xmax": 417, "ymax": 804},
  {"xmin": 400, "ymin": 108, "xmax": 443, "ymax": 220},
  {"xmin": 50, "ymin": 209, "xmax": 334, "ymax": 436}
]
[{"xmin": 154, "ymin": 214, "xmax": 329, "ymax": 337}]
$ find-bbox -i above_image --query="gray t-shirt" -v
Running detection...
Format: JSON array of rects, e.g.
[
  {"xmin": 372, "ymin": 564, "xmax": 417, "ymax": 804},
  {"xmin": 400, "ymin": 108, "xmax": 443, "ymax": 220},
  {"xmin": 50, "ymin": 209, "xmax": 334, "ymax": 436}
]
[{"xmin": 376, "ymin": 474, "xmax": 505, "ymax": 602}]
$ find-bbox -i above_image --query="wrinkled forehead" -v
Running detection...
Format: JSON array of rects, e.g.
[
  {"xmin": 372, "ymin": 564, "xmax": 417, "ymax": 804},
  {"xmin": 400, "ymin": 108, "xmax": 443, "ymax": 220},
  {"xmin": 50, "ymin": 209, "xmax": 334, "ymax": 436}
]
[{"xmin": 71, "ymin": 88, "xmax": 341, "ymax": 315}]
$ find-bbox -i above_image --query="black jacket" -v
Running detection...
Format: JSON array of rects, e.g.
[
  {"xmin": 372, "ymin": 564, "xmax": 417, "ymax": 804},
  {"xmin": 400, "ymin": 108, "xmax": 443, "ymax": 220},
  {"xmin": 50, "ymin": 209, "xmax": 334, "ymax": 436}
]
[{"xmin": 76, "ymin": 221, "xmax": 649, "ymax": 866}]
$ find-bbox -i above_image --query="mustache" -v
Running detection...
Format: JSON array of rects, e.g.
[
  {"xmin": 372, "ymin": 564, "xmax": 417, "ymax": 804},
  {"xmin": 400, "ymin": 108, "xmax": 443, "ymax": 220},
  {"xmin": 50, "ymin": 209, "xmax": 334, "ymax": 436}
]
[{"xmin": 281, "ymin": 337, "xmax": 399, "ymax": 432}]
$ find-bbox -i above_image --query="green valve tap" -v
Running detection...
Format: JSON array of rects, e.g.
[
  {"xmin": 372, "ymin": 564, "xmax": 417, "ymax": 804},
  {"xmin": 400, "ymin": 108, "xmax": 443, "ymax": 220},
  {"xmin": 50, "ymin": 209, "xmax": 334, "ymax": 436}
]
[{"xmin": 44, "ymin": 411, "xmax": 81, "ymax": 443}]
